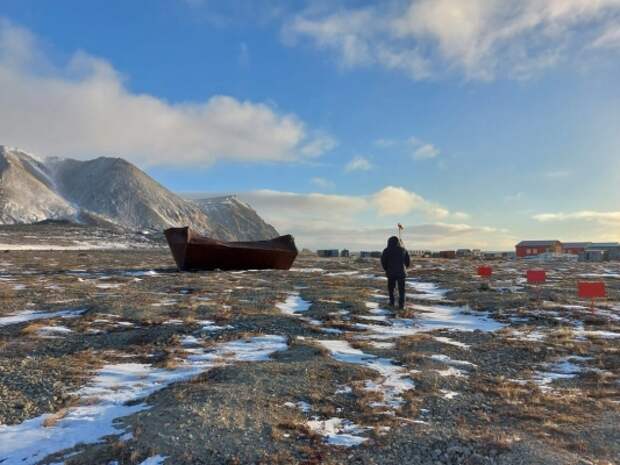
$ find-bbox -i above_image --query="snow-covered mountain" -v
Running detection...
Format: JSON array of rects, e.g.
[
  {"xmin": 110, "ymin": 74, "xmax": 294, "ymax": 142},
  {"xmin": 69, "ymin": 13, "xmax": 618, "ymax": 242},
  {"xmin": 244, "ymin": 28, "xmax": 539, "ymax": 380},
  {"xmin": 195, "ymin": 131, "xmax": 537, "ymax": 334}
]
[
  {"xmin": 0, "ymin": 146, "xmax": 277, "ymax": 240},
  {"xmin": 0, "ymin": 147, "xmax": 76, "ymax": 224},
  {"xmin": 193, "ymin": 196, "xmax": 279, "ymax": 241}
]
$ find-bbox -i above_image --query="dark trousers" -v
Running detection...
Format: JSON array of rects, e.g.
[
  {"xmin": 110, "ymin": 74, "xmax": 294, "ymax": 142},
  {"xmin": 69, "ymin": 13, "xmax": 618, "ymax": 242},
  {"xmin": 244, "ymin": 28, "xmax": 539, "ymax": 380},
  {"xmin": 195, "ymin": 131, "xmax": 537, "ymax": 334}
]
[{"xmin": 387, "ymin": 277, "xmax": 405, "ymax": 308}]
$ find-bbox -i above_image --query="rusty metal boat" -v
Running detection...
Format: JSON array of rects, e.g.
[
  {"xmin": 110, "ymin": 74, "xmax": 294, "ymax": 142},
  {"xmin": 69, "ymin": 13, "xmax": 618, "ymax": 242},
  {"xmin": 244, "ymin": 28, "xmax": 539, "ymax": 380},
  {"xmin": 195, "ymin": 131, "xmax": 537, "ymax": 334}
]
[{"xmin": 164, "ymin": 227, "xmax": 298, "ymax": 271}]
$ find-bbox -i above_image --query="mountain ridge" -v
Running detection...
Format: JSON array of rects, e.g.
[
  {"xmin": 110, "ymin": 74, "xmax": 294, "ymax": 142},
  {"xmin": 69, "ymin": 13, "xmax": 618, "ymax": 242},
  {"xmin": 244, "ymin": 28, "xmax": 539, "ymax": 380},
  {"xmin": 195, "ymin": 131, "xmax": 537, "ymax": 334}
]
[{"xmin": 0, "ymin": 146, "xmax": 278, "ymax": 241}]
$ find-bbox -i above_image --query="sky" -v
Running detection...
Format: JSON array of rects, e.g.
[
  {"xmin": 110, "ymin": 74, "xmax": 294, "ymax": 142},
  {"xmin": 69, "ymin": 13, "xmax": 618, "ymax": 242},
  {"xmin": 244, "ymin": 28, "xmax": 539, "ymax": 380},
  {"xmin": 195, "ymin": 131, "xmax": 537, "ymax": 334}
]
[{"xmin": 0, "ymin": 0, "xmax": 619, "ymax": 250}]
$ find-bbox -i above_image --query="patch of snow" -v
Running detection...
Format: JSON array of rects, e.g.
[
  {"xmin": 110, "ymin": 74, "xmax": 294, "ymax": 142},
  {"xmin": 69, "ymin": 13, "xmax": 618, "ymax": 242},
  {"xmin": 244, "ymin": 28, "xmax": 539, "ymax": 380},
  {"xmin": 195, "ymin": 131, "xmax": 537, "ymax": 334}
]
[
  {"xmin": 151, "ymin": 300, "xmax": 177, "ymax": 307},
  {"xmin": 277, "ymin": 293, "xmax": 311, "ymax": 315},
  {"xmin": 284, "ymin": 401, "xmax": 311, "ymax": 413},
  {"xmin": 406, "ymin": 280, "xmax": 449, "ymax": 301},
  {"xmin": 368, "ymin": 341, "xmax": 395, "ymax": 349},
  {"xmin": 505, "ymin": 328, "xmax": 547, "ymax": 342},
  {"xmin": 0, "ymin": 308, "xmax": 85, "ymax": 327},
  {"xmin": 306, "ymin": 418, "xmax": 368, "ymax": 447},
  {"xmin": 573, "ymin": 324, "xmax": 620, "ymax": 340},
  {"xmin": 533, "ymin": 357, "xmax": 583, "ymax": 390},
  {"xmin": 197, "ymin": 320, "xmax": 232, "ymax": 331},
  {"xmin": 95, "ymin": 283, "xmax": 123, "ymax": 289},
  {"xmin": 335, "ymin": 385, "xmax": 352, "ymax": 394},
  {"xmin": 358, "ymin": 314, "xmax": 388, "ymax": 322},
  {"xmin": 435, "ymin": 367, "xmax": 467, "ymax": 378},
  {"xmin": 433, "ymin": 336, "xmax": 470, "ymax": 349},
  {"xmin": 318, "ymin": 340, "xmax": 414, "ymax": 408},
  {"xmin": 430, "ymin": 354, "xmax": 476, "ymax": 368},
  {"xmin": 124, "ymin": 270, "xmax": 158, "ymax": 277},
  {"xmin": 0, "ymin": 335, "xmax": 286, "ymax": 465},
  {"xmin": 325, "ymin": 271, "xmax": 359, "ymax": 277},
  {"xmin": 180, "ymin": 335, "xmax": 200, "ymax": 346},
  {"xmin": 138, "ymin": 455, "xmax": 167, "ymax": 465},
  {"xmin": 440, "ymin": 389, "xmax": 459, "ymax": 399},
  {"xmin": 354, "ymin": 303, "xmax": 504, "ymax": 341},
  {"xmin": 37, "ymin": 326, "xmax": 72, "ymax": 337}
]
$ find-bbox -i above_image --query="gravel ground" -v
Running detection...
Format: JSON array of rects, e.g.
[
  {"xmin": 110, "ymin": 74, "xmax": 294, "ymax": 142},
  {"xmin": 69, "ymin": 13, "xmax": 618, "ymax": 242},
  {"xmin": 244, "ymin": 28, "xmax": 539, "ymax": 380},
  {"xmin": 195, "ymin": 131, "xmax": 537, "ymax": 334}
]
[{"xmin": 0, "ymin": 225, "xmax": 618, "ymax": 465}]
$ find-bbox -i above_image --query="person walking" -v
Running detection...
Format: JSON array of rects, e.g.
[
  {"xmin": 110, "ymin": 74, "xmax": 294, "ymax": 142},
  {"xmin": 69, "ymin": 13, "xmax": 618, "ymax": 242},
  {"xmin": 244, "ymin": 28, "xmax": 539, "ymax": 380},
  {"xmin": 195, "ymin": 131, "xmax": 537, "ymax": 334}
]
[{"xmin": 380, "ymin": 235, "xmax": 410, "ymax": 309}]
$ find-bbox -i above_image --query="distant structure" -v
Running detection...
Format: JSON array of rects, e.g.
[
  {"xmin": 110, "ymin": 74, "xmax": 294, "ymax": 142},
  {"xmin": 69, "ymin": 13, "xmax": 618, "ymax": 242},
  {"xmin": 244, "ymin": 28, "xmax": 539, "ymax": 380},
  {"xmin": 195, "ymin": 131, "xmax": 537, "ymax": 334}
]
[
  {"xmin": 317, "ymin": 249, "xmax": 339, "ymax": 258},
  {"xmin": 484, "ymin": 251, "xmax": 515, "ymax": 260},
  {"xmin": 515, "ymin": 240, "xmax": 562, "ymax": 257},
  {"xmin": 582, "ymin": 242, "xmax": 620, "ymax": 262},
  {"xmin": 562, "ymin": 242, "xmax": 591, "ymax": 255},
  {"xmin": 410, "ymin": 249, "xmax": 431, "ymax": 258},
  {"xmin": 438, "ymin": 250, "xmax": 456, "ymax": 259},
  {"xmin": 515, "ymin": 240, "xmax": 620, "ymax": 261},
  {"xmin": 581, "ymin": 249, "xmax": 606, "ymax": 262},
  {"xmin": 340, "ymin": 249, "xmax": 350, "ymax": 258},
  {"xmin": 456, "ymin": 249, "xmax": 472, "ymax": 258},
  {"xmin": 360, "ymin": 251, "xmax": 382, "ymax": 258}
]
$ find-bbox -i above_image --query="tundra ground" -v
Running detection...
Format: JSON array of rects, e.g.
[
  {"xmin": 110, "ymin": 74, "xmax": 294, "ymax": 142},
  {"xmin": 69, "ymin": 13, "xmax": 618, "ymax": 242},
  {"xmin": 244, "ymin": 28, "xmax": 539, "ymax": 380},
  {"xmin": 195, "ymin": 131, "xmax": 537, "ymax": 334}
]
[{"xmin": 0, "ymin": 232, "xmax": 618, "ymax": 465}]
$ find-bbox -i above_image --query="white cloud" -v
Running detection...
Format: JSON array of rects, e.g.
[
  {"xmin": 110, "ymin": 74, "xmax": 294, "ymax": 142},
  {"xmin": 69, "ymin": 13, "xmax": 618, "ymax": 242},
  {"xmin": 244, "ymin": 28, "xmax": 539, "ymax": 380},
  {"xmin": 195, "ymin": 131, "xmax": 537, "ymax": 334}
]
[
  {"xmin": 409, "ymin": 136, "xmax": 440, "ymax": 159},
  {"xmin": 240, "ymin": 189, "xmax": 367, "ymax": 219},
  {"xmin": 237, "ymin": 188, "xmax": 512, "ymax": 249},
  {"xmin": 533, "ymin": 211, "xmax": 620, "ymax": 224},
  {"xmin": 371, "ymin": 186, "xmax": 449, "ymax": 218},
  {"xmin": 452, "ymin": 211, "xmax": 471, "ymax": 220},
  {"xmin": 544, "ymin": 170, "xmax": 571, "ymax": 178},
  {"xmin": 310, "ymin": 177, "xmax": 335, "ymax": 189},
  {"xmin": 591, "ymin": 23, "xmax": 620, "ymax": 48},
  {"xmin": 0, "ymin": 19, "xmax": 333, "ymax": 166},
  {"xmin": 234, "ymin": 186, "xmax": 487, "ymax": 249},
  {"xmin": 345, "ymin": 156, "xmax": 373, "ymax": 172},
  {"xmin": 374, "ymin": 138, "xmax": 397, "ymax": 148},
  {"xmin": 413, "ymin": 143, "xmax": 440, "ymax": 160},
  {"xmin": 284, "ymin": 0, "xmax": 620, "ymax": 80}
]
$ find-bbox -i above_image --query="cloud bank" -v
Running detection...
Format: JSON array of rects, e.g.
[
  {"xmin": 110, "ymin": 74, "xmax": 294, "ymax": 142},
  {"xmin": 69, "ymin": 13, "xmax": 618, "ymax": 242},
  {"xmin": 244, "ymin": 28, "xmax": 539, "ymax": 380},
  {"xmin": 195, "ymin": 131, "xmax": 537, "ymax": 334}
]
[
  {"xmin": 0, "ymin": 19, "xmax": 333, "ymax": 166},
  {"xmin": 232, "ymin": 187, "xmax": 512, "ymax": 250},
  {"xmin": 533, "ymin": 211, "xmax": 620, "ymax": 224},
  {"xmin": 284, "ymin": 0, "xmax": 620, "ymax": 80}
]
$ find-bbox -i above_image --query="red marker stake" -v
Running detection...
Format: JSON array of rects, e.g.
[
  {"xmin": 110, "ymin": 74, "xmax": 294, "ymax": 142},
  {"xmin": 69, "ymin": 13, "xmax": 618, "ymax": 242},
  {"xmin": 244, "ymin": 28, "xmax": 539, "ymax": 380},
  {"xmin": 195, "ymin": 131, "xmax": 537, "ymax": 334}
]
[
  {"xmin": 527, "ymin": 269, "xmax": 546, "ymax": 302},
  {"xmin": 578, "ymin": 281, "xmax": 606, "ymax": 312}
]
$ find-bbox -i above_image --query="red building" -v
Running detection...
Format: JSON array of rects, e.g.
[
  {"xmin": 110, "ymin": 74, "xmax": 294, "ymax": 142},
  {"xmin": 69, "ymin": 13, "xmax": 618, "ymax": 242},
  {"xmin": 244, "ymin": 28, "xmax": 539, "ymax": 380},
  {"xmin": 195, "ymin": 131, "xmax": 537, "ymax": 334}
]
[
  {"xmin": 561, "ymin": 242, "xmax": 591, "ymax": 255},
  {"xmin": 515, "ymin": 240, "xmax": 562, "ymax": 258},
  {"xmin": 439, "ymin": 250, "xmax": 456, "ymax": 259}
]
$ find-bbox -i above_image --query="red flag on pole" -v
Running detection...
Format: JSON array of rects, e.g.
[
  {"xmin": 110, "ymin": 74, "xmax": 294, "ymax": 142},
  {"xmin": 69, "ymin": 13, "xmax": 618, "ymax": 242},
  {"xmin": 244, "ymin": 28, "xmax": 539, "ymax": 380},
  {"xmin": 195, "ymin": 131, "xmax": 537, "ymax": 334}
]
[
  {"xmin": 527, "ymin": 270, "xmax": 546, "ymax": 284},
  {"xmin": 578, "ymin": 282, "xmax": 606, "ymax": 299},
  {"xmin": 478, "ymin": 266, "xmax": 492, "ymax": 277}
]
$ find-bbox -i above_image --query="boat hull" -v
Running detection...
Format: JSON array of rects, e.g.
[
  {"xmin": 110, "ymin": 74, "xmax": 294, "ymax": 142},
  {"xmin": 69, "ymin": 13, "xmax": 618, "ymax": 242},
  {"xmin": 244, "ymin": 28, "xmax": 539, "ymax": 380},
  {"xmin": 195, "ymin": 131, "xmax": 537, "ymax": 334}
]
[{"xmin": 164, "ymin": 227, "xmax": 298, "ymax": 271}]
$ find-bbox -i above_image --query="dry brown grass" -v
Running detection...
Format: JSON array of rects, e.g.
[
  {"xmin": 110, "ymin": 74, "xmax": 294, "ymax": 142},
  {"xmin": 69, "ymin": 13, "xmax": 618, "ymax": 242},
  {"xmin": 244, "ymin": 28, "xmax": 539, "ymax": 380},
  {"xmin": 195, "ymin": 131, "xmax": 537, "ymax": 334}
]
[
  {"xmin": 42, "ymin": 408, "xmax": 69, "ymax": 427},
  {"xmin": 20, "ymin": 321, "xmax": 48, "ymax": 335}
]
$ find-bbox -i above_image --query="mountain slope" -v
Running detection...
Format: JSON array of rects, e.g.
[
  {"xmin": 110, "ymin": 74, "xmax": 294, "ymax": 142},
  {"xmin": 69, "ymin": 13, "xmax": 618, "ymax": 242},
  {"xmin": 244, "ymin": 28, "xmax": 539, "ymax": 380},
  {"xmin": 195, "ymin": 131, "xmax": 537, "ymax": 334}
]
[
  {"xmin": 0, "ymin": 146, "xmax": 277, "ymax": 241},
  {"xmin": 46, "ymin": 156, "xmax": 233, "ymax": 238},
  {"xmin": 193, "ymin": 196, "xmax": 279, "ymax": 241},
  {"xmin": 0, "ymin": 147, "xmax": 76, "ymax": 224}
]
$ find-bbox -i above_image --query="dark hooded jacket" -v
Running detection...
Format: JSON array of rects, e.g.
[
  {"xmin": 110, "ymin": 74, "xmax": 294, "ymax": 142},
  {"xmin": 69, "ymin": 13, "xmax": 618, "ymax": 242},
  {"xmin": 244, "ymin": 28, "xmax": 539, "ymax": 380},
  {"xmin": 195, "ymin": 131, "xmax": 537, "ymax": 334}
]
[{"xmin": 381, "ymin": 236, "xmax": 410, "ymax": 279}]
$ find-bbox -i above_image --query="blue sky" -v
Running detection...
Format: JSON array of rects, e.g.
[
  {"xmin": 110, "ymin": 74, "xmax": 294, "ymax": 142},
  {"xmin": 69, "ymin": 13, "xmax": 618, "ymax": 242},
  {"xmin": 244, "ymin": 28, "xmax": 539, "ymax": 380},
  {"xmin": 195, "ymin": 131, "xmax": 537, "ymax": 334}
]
[{"xmin": 1, "ymin": 0, "xmax": 619, "ymax": 249}]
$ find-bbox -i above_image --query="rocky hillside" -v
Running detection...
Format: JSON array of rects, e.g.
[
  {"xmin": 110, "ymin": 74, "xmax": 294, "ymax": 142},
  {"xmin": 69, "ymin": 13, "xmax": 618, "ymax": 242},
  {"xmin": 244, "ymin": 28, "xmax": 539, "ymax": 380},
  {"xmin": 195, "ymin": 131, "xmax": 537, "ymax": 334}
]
[
  {"xmin": 193, "ymin": 196, "xmax": 279, "ymax": 241},
  {"xmin": 0, "ymin": 146, "xmax": 276, "ymax": 240},
  {"xmin": 0, "ymin": 147, "xmax": 76, "ymax": 224}
]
